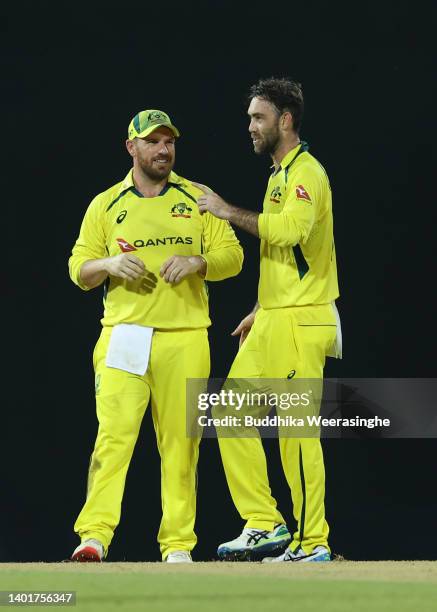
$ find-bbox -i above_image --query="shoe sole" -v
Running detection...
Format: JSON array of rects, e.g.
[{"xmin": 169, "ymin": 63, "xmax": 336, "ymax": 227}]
[
  {"xmin": 71, "ymin": 546, "xmax": 102, "ymax": 562},
  {"xmin": 218, "ymin": 539, "xmax": 291, "ymax": 562}
]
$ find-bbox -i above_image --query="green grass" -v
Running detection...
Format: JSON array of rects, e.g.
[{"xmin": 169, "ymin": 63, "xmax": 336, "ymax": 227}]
[{"xmin": 0, "ymin": 562, "xmax": 436, "ymax": 612}]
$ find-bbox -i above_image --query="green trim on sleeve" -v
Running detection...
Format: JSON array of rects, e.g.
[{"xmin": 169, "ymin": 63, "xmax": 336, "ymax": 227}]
[
  {"xmin": 106, "ymin": 187, "xmax": 133, "ymax": 212},
  {"xmin": 292, "ymin": 244, "xmax": 309, "ymax": 280}
]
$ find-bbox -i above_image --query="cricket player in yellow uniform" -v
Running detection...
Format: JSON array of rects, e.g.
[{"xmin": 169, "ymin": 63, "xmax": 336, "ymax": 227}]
[
  {"xmin": 68, "ymin": 110, "xmax": 243, "ymax": 563},
  {"xmin": 195, "ymin": 78, "xmax": 340, "ymax": 562}
]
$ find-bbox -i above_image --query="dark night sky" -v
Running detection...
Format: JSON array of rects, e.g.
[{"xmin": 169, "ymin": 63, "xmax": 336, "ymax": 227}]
[{"xmin": 1, "ymin": 0, "xmax": 435, "ymax": 561}]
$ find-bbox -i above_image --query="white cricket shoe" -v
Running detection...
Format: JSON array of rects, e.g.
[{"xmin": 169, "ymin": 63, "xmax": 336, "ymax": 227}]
[
  {"xmin": 262, "ymin": 544, "xmax": 331, "ymax": 563},
  {"xmin": 165, "ymin": 550, "xmax": 193, "ymax": 563},
  {"xmin": 217, "ymin": 524, "xmax": 291, "ymax": 561},
  {"xmin": 71, "ymin": 538, "xmax": 105, "ymax": 562}
]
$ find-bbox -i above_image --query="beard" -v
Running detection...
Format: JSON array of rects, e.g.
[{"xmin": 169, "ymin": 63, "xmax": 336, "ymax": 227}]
[
  {"xmin": 254, "ymin": 125, "xmax": 280, "ymax": 156},
  {"xmin": 138, "ymin": 156, "xmax": 175, "ymax": 181}
]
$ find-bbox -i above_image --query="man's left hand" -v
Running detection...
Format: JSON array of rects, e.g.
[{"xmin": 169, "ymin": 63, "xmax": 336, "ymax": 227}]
[
  {"xmin": 160, "ymin": 255, "xmax": 206, "ymax": 285},
  {"xmin": 192, "ymin": 182, "xmax": 233, "ymax": 220}
]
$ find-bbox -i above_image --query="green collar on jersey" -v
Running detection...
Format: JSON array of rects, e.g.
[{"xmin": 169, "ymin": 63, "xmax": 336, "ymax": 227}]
[
  {"xmin": 131, "ymin": 183, "xmax": 170, "ymax": 198},
  {"xmin": 118, "ymin": 168, "xmax": 185, "ymax": 195},
  {"xmin": 272, "ymin": 141, "xmax": 309, "ymax": 178},
  {"xmin": 106, "ymin": 169, "xmax": 191, "ymax": 211}
]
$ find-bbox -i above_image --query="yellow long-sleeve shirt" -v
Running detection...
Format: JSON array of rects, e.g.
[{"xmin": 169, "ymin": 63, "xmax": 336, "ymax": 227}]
[
  {"xmin": 69, "ymin": 169, "xmax": 243, "ymax": 329},
  {"xmin": 257, "ymin": 142, "xmax": 339, "ymax": 308}
]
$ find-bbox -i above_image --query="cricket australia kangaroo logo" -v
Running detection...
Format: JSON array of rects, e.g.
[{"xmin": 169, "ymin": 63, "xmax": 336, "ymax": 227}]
[
  {"xmin": 171, "ymin": 202, "xmax": 192, "ymax": 218},
  {"xmin": 270, "ymin": 186, "xmax": 282, "ymax": 203}
]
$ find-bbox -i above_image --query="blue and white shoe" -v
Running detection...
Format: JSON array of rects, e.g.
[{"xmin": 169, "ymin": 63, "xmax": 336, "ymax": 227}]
[
  {"xmin": 218, "ymin": 524, "xmax": 291, "ymax": 561},
  {"xmin": 262, "ymin": 545, "xmax": 331, "ymax": 563}
]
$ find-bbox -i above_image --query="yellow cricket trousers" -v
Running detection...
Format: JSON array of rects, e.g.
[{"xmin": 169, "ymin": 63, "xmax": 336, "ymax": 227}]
[
  {"xmin": 74, "ymin": 326, "xmax": 210, "ymax": 559},
  {"xmin": 217, "ymin": 304, "xmax": 336, "ymax": 554}
]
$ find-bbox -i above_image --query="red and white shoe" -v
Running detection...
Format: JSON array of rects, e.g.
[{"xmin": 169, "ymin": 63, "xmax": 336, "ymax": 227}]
[{"xmin": 71, "ymin": 538, "xmax": 105, "ymax": 562}]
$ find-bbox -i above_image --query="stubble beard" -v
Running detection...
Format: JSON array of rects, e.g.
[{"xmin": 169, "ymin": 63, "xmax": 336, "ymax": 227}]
[
  {"xmin": 254, "ymin": 126, "xmax": 280, "ymax": 156},
  {"xmin": 139, "ymin": 157, "xmax": 175, "ymax": 182}
]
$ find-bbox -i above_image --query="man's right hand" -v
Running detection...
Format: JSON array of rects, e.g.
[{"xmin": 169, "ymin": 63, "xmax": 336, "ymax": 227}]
[
  {"xmin": 80, "ymin": 254, "xmax": 147, "ymax": 289},
  {"xmin": 231, "ymin": 311, "xmax": 256, "ymax": 348},
  {"xmin": 104, "ymin": 253, "xmax": 146, "ymax": 281}
]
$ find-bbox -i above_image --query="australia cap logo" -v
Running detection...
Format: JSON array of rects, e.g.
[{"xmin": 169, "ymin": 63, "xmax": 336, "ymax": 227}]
[{"xmin": 148, "ymin": 111, "xmax": 167, "ymax": 125}]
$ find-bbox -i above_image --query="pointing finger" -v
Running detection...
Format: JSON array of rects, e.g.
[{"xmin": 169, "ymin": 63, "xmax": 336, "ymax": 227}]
[
  {"xmin": 191, "ymin": 181, "xmax": 214, "ymax": 194},
  {"xmin": 231, "ymin": 322, "xmax": 244, "ymax": 336}
]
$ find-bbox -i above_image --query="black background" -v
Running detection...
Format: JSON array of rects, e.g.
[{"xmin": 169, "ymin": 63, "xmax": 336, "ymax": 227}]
[{"xmin": 1, "ymin": 0, "xmax": 436, "ymax": 562}]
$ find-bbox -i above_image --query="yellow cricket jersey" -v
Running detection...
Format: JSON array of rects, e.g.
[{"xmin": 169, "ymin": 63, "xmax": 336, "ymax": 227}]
[
  {"xmin": 69, "ymin": 169, "xmax": 243, "ymax": 329},
  {"xmin": 257, "ymin": 142, "xmax": 339, "ymax": 308}
]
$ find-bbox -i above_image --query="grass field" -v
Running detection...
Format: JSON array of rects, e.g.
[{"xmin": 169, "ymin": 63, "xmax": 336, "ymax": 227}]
[{"xmin": 0, "ymin": 561, "xmax": 436, "ymax": 611}]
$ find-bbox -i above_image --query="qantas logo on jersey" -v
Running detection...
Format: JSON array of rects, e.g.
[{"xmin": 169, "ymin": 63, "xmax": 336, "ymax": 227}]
[
  {"xmin": 295, "ymin": 185, "xmax": 312, "ymax": 202},
  {"xmin": 270, "ymin": 186, "xmax": 282, "ymax": 203},
  {"xmin": 133, "ymin": 236, "xmax": 194, "ymax": 249},
  {"xmin": 171, "ymin": 202, "xmax": 192, "ymax": 218},
  {"xmin": 116, "ymin": 238, "xmax": 137, "ymax": 252},
  {"xmin": 117, "ymin": 236, "xmax": 193, "ymax": 251}
]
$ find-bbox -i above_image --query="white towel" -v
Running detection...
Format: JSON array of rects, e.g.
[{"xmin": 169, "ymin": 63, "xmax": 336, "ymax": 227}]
[{"xmin": 106, "ymin": 324, "xmax": 154, "ymax": 375}]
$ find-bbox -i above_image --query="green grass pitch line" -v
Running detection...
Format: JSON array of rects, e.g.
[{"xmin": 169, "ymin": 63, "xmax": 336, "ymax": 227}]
[{"xmin": 0, "ymin": 562, "xmax": 436, "ymax": 612}]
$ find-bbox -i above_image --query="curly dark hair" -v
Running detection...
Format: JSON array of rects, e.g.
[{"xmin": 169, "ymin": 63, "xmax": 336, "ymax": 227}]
[{"xmin": 248, "ymin": 77, "xmax": 304, "ymax": 134}]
